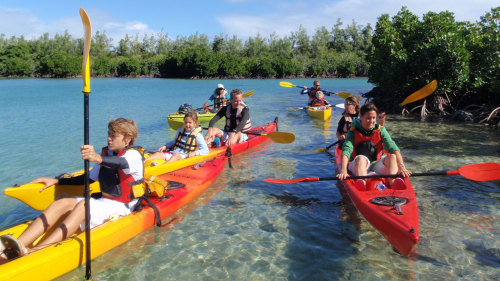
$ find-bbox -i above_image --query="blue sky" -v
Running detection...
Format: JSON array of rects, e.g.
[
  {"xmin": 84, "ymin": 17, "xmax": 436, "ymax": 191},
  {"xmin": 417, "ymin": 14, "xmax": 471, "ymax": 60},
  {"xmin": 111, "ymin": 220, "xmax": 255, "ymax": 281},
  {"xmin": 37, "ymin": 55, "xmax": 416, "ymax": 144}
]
[{"xmin": 0, "ymin": 0, "xmax": 497, "ymax": 44}]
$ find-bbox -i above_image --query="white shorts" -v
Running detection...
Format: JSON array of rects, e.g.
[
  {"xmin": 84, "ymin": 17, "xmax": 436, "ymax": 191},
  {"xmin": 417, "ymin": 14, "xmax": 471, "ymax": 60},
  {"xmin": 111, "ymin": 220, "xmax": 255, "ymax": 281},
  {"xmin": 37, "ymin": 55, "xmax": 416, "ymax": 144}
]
[
  {"xmin": 162, "ymin": 151, "xmax": 187, "ymax": 161},
  {"xmin": 348, "ymin": 155, "xmax": 389, "ymax": 175},
  {"xmin": 76, "ymin": 197, "xmax": 138, "ymax": 230},
  {"xmin": 221, "ymin": 131, "xmax": 248, "ymax": 143}
]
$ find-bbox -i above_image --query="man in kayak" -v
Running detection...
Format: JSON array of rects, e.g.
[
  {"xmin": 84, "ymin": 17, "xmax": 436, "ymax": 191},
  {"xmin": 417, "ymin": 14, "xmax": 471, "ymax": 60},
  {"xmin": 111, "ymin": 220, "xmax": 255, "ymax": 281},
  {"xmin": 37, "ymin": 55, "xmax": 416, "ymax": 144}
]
[
  {"xmin": 336, "ymin": 103, "xmax": 410, "ymax": 190},
  {"xmin": 301, "ymin": 80, "xmax": 330, "ymax": 106},
  {"xmin": 203, "ymin": 83, "xmax": 230, "ymax": 113},
  {"xmin": 0, "ymin": 118, "xmax": 144, "ymax": 263},
  {"xmin": 204, "ymin": 89, "xmax": 251, "ymax": 146}
]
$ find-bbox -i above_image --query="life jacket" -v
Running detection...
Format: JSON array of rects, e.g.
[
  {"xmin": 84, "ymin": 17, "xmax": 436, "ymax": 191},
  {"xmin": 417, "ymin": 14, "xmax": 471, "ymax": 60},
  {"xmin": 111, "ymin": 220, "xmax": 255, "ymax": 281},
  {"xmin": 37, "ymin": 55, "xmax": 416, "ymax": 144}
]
[
  {"xmin": 213, "ymin": 91, "xmax": 226, "ymax": 109},
  {"xmin": 224, "ymin": 103, "xmax": 252, "ymax": 132},
  {"xmin": 351, "ymin": 124, "xmax": 383, "ymax": 162},
  {"xmin": 171, "ymin": 127, "xmax": 202, "ymax": 153},
  {"xmin": 341, "ymin": 112, "xmax": 354, "ymax": 134},
  {"xmin": 307, "ymin": 88, "xmax": 320, "ymax": 105},
  {"xmin": 311, "ymin": 98, "xmax": 325, "ymax": 107},
  {"xmin": 308, "ymin": 88, "xmax": 319, "ymax": 99},
  {"xmin": 99, "ymin": 146, "xmax": 145, "ymax": 203}
]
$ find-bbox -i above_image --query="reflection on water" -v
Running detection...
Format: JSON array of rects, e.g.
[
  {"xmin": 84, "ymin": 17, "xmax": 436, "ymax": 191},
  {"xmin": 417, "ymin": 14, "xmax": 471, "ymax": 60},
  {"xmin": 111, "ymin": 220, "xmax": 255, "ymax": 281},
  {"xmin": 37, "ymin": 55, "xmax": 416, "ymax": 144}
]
[{"xmin": 2, "ymin": 79, "xmax": 499, "ymax": 280}]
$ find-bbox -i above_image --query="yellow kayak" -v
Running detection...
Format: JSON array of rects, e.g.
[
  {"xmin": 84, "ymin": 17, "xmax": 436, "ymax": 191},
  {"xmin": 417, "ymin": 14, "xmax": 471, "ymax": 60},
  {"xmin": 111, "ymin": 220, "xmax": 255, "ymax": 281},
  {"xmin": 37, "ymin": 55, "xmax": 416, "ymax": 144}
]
[
  {"xmin": 167, "ymin": 110, "xmax": 217, "ymax": 129},
  {"xmin": 0, "ymin": 156, "xmax": 227, "ymax": 281},
  {"xmin": 306, "ymin": 106, "xmax": 332, "ymax": 120},
  {"xmin": 4, "ymin": 120, "xmax": 278, "ymax": 211}
]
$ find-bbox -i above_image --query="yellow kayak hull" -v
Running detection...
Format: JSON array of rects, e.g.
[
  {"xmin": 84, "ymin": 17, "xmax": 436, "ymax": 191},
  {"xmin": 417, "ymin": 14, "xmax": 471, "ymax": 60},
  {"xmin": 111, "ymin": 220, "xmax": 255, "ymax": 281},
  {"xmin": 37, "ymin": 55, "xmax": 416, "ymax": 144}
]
[
  {"xmin": 306, "ymin": 106, "xmax": 332, "ymax": 120},
  {"xmin": 0, "ymin": 157, "xmax": 227, "ymax": 281},
  {"xmin": 3, "ymin": 121, "xmax": 277, "ymax": 211}
]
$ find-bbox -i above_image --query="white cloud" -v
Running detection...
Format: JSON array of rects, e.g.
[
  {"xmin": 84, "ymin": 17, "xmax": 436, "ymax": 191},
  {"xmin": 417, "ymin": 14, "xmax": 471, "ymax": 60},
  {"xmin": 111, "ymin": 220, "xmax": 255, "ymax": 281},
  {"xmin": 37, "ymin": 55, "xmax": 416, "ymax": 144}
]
[
  {"xmin": 217, "ymin": 0, "xmax": 498, "ymax": 38},
  {"xmin": 0, "ymin": 7, "xmax": 158, "ymax": 44}
]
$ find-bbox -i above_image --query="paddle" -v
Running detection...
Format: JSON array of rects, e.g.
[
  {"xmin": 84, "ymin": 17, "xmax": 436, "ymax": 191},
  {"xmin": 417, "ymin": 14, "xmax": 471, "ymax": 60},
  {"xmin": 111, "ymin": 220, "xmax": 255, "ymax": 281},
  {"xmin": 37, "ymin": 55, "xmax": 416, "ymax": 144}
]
[
  {"xmin": 279, "ymin": 81, "xmax": 353, "ymax": 99},
  {"xmin": 400, "ymin": 80, "xmax": 438, "ymax": 106},
  {"xmin": 246, "ymin": 131, "xmax": 295, "ymax": 144},
  {"xmin": 79, "ymin": 8, "xmax": 92, "ymax": 280},
  {"xmin": 202, "ymin": 128, "xmax": 295, "ymax": 144},
  {"xmin": 311, "ymin": 140, "xmax": 339, "ymax": 153},
  {"xmin": 242, "ymin": 90, "xmax": 255, "ymax": 98},
  {"xmin": 264, "ymin": 162, "xmax": 500, "ymax": 184}
]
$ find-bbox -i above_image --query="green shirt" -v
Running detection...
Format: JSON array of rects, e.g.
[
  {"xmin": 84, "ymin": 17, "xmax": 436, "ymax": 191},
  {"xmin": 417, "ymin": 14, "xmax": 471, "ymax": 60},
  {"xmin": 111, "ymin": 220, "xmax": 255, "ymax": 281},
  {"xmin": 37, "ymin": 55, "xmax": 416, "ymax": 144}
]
[{"xmin": 341, "ymin": 118, "xmax": 399, "ymax": 162}]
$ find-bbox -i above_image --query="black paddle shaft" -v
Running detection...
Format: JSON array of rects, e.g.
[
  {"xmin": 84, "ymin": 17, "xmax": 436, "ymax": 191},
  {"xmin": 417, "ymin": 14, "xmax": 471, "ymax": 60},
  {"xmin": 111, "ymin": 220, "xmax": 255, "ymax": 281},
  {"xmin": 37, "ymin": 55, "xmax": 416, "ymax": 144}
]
[
  {"xmin": 83, "ymin": 93, "xmax": 92, "ymax": 279},
  {"xmin": 320, "ymin": 171, "xmax": 449, "ymax": 181}
]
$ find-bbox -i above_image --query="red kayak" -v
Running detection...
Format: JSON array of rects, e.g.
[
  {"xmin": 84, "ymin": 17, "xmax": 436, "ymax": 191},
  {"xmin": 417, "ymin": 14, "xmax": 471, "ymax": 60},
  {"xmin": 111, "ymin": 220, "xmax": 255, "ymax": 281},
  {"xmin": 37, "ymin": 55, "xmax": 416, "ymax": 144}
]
[{"xmin": 334, "ymin": 145, "xmax": 419, "ymax": 256}]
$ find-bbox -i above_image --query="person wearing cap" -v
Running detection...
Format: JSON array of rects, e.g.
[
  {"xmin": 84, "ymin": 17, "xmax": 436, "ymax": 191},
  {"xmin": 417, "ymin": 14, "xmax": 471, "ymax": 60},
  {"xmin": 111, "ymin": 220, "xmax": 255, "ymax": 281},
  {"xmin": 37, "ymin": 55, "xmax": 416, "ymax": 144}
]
[{"xmin": 203, "ymin": 83, "xmax": 230, "ymax": 113}]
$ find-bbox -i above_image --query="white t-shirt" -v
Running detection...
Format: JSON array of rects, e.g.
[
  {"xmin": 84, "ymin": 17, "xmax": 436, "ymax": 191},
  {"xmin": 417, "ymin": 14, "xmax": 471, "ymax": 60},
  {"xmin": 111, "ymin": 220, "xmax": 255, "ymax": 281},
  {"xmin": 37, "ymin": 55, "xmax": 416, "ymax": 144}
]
[{"xmin": 88, "ymin": 149, "xmax": 143, "ymax": 181}]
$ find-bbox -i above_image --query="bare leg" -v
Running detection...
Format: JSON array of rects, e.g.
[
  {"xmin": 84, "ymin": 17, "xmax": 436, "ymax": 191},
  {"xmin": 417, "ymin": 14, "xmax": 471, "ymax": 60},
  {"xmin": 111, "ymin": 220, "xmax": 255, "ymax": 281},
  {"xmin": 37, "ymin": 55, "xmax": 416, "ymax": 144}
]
[
  {"xmin": 384, "ymin": 154, "xmax": 398, "ymax": 185},
  {"xmin": 30, "ymin": 200, "xmax": 86, "ymax": 251},
  {"xmin": 17, "ymin": 196, "xmax": 79, "ymax": 250},
  {"xmin": 353, "ymin": 156, "xmax": 369, "ymax": 177},
  {"xmin": 145, "ymin": 151, "xmax": 164, "ymax": 162},
  {"xmin": 164, "ymin": 153, "xmax": 183, "ymax": 164}
]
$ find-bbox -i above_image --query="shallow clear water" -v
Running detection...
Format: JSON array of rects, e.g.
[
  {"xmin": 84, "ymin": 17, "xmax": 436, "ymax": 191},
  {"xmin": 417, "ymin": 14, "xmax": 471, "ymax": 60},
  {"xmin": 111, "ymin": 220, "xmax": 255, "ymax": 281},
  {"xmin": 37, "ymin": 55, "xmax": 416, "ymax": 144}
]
[{"xmin": 1, "ymin": 78, "xmax": 499, "ymax": 280}]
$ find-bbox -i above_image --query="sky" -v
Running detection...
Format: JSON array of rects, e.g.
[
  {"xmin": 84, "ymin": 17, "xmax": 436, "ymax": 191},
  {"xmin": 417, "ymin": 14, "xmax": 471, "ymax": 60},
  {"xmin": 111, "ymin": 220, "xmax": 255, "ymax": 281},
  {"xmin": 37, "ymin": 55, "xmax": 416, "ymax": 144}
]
[{"xmin": 0, "ymin": 0, "xmax": 497, "ymax": 44}]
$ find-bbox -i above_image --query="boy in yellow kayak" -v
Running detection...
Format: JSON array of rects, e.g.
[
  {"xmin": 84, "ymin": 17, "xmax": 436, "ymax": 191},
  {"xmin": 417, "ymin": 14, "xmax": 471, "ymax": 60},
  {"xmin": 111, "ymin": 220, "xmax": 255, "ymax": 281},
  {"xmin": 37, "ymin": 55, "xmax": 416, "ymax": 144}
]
[{"xmin": 0, "ymin": 118, "xmax": 144, "ymax": 263}]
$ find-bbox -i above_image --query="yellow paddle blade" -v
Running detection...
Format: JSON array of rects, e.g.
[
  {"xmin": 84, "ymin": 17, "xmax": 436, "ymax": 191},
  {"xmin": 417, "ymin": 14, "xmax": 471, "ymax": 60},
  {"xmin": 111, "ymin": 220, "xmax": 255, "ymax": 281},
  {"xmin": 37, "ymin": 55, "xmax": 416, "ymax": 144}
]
[
  {"xmin": 242, "ymin": 90, "xmax": 255, "ymax": 98},
  {"xmin": 311, "ymin": 147, "xmax": 327, "ymax": 152},
  {"xmin": 280, "ymin": 81, "xmax": 296, "ymax": 88},
  {"xmin": 335, "ymin": 92, "xmax": 352, "ymax": 99},
  {"xmin": 263, "ymin": 132, "xmax": 295, "ymax": 144},
  {"xmin": 400, "ymin": 80, "xmax": 437, "ymax": 106},
  {"xmin": 80, "ymin": 8, "xmax": 92, "ymax": 93}
]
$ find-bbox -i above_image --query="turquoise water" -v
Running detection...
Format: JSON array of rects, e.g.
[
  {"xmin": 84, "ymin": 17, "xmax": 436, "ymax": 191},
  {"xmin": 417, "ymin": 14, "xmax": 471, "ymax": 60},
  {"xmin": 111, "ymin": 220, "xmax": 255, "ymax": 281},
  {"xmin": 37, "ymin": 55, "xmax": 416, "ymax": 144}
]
[{"xmin": 1, "ymin": 78, "xmax": 499, "ymax": 280}]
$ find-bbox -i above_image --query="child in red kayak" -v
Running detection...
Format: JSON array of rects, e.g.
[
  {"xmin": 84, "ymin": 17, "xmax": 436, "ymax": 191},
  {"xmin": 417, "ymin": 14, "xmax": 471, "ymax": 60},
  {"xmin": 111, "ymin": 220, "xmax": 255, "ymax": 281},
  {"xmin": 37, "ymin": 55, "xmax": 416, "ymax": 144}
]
[
  {"xmin": 336, "ymin": 102, "xmax": 410, "ymax": 190},
  {"xmin": 0, "ymin": 118, "xmax": 144, "ymax": 264},
  {"xmin": 145, "ymin": 111, "xmax": 209, "ymax": 164}
]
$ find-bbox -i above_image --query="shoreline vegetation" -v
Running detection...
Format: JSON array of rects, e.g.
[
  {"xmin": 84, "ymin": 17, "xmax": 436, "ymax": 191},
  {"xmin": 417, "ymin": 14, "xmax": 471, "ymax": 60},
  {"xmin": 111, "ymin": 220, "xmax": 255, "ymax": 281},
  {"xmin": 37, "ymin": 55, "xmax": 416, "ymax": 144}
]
[{"xmin": 1, "ymin": 6, "xmax": 498, "ymax": 126}]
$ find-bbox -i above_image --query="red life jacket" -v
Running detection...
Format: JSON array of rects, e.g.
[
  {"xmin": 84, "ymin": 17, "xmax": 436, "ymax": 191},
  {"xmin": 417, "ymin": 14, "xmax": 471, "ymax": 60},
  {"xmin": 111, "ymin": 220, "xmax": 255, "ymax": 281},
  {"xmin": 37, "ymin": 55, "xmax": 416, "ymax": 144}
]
[
  {"xmin": 311, "ymin": 98, "xmax": 325, "ymax": 106},
  {"xmin": 99, "ymin": 147, "xmax": 144, "ymax": 203},
  {"xmin": 224, "ymin": 103, "xmax": 252, "ymax": 132},
  {"xmin": 351, "ymin": 124, "xmax": 383, "ymax": 162}
]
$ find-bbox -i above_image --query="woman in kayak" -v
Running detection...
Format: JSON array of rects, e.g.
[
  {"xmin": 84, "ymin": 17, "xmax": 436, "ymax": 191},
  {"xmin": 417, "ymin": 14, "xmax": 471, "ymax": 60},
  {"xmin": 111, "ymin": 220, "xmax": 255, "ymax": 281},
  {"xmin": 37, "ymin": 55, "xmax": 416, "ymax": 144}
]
[
  {"xmin": 0, "ymin": 118, "xmax": 144, "ymax": 263},
  {"xmin": 145, "ymin": 112, "xmax": 209, "ymax": 164},
  {"xmin": 336, "ymin": 96, "xmax": 385, "ymax": 145},
  {"xmin": 205, "ymin": 89, "xmax": 251, "ymax": 146},
  {"xmin": 336, "ymin": 102, "xmax": 410, "ymax": 190},
  {"xmin": 203, "ymin": 83, "xmax": 230, "ymax": 113}
]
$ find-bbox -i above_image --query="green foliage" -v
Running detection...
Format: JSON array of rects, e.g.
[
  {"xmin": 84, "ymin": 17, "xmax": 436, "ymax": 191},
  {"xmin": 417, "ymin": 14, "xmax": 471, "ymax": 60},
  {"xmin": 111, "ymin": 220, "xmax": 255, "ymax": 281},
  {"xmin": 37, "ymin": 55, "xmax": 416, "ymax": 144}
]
[{"xmin": 367, "ymin": 6, "xmax": 499, "ymax": 111}]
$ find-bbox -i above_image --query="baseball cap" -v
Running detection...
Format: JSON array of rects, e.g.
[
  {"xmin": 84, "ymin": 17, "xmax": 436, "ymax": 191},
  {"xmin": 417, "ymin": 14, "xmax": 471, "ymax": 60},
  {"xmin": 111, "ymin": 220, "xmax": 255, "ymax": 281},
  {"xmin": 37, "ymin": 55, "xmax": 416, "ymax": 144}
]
[{"xmin": 217, "ymin": 84, "xmax": 224, "ymax": 89}]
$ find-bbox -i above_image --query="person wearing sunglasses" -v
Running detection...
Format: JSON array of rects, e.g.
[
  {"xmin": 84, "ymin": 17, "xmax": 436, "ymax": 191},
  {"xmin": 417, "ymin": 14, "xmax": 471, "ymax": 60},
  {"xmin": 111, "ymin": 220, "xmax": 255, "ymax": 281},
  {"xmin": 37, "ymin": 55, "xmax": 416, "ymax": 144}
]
[
  {"xmin": 301, "ymin": 80, "xmax": 331, "ymax": 106},
  {"xmin": 336, "ymin": 96, "xmax": 386, "ymax": 145},
  {"xmin": 336, "ymin": 96, "xmax": 361, "ymax": 144}
]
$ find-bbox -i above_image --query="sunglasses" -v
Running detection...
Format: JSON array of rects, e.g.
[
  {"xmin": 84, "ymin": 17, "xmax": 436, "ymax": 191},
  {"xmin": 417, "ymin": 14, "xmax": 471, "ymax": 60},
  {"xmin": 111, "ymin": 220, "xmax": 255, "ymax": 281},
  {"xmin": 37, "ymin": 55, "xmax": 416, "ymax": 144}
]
[{"xmin": 345, "ymin": 102, "xmax": 354, "ymax": 105}]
